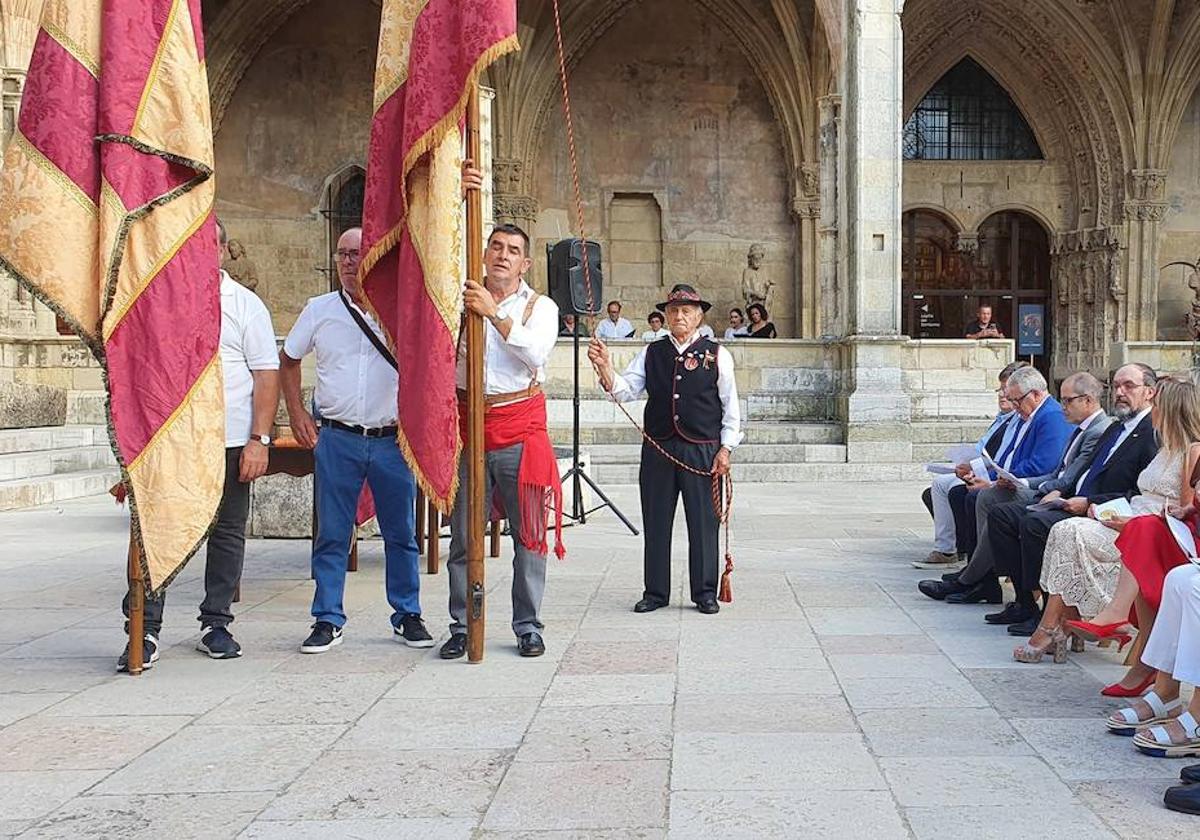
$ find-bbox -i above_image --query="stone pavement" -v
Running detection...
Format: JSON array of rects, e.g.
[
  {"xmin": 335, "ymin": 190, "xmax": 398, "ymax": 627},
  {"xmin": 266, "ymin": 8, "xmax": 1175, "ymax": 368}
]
[{"xmin": 0, "ymin": 482, "xmax": 1194, "ymax": 839}]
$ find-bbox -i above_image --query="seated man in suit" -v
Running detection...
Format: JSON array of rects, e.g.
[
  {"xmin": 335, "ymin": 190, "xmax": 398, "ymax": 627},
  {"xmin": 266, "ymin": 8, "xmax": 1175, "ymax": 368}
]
[
  {"xmin": 916, "ymin": 361, "xmax": 1027, "ymax": 570},
  {"xmin": 982, "ymin": 363, "xmax": 1158, "ymax": 636},
  {"xmin": 923, "ymin": 365, "xmax": 1074, "ymax": 604},
  {"xmin": 919, "ymin": 372, "xmax": 1111, "ymax": 607}
]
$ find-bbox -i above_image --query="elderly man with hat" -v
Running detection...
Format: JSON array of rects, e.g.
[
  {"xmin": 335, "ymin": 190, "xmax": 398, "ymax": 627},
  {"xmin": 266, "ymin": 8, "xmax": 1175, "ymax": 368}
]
[{"xmin": 589, "ymin": 284, "xmax": 742, "ymax": 614}]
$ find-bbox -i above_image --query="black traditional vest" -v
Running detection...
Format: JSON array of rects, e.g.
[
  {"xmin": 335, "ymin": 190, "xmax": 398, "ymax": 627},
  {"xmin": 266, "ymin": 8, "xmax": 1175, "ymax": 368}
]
[{"xmin": 643, "ymin": 336, "xmax": 723, "ymax": 443}]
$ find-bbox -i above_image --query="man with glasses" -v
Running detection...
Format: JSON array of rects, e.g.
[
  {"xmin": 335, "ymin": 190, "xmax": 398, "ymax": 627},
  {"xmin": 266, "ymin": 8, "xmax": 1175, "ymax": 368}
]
[
  {"xmin": 919, "ymin": 365, "xmax": 1073, "ymax": 604},
  {"xmin": 279, "ymin": 226, "xmax": 431, "ymax": 654}
]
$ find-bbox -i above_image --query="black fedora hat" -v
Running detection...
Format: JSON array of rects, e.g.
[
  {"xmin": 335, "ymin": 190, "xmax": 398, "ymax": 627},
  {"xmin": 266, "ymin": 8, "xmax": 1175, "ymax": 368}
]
[{"xmin": 656, "ymin": 284, "xmax": 712, "ymax": 313}]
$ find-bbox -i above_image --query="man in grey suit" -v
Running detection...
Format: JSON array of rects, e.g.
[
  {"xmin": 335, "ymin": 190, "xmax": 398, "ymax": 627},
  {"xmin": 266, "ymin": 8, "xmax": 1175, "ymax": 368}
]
[{"xmin": 919, "ymin": 372, "xmax": 1111, "ymax": 611}]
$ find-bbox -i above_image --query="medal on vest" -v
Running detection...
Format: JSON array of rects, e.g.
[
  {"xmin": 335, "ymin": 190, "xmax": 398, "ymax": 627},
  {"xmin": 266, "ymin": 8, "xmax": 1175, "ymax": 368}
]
[
  {"xmin": 702, "ymin": 350, "xmax": 715, "ymax": 370},
  {"xmin": 684, "ymin": 354, "xmax": 699, "ymax": 371}
]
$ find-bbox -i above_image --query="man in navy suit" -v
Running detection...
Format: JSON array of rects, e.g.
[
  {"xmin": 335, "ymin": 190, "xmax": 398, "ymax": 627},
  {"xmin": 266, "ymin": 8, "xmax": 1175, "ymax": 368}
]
[{"xmin": 928, "ymin": 365, "xmax": 1075, "ymax": 604}]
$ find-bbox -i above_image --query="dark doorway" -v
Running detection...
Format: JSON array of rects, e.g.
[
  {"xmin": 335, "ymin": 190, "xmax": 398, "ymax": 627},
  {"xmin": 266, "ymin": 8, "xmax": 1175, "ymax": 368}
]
[{"xmin": 321, "ymin": 166, "xmax": 365, "ymax": 292}]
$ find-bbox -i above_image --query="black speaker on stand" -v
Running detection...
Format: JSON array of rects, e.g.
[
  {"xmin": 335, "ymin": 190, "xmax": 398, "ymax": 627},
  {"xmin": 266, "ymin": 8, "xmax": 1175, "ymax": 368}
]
[{"xmin": 546, "ymin": 238, "xmax": 638, "ymax": 535}]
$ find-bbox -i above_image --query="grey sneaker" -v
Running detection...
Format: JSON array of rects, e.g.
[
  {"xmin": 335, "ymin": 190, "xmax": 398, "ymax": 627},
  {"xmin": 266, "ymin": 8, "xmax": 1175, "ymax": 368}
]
[{"xmin": 911, "ymin": 550, "xmax": 963, "ymax": 570}]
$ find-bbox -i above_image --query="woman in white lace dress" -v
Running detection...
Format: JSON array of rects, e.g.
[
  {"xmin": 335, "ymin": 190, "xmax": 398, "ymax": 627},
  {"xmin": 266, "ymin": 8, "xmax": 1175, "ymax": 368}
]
[{"xmin": 1015, "ymin": 375, "xmax": 1200, "ymax": 663}]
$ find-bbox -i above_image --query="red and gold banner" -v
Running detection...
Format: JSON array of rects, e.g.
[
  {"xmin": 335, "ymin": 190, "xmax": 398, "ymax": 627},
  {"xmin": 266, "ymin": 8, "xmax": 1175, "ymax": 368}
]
[
  {"xmin": 359, "ymin": 0, "xmax": 518, "ymax": 511},
  {"xmin": 0, "ymin": 0, "xmax": 223, "ymax": 592}
]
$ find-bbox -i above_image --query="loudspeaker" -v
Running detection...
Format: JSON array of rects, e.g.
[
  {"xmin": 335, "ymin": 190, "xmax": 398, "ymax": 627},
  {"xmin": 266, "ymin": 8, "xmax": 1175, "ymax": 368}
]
[{"xmin": 547, "ymin": 238, "xmax": 603, "ymax": 316}]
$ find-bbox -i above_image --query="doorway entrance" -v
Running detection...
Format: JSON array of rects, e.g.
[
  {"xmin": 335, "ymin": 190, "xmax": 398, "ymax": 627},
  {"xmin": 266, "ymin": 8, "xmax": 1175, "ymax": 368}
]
[{"xmin": 902, "ymin": 209, "xmax": 1052, "ymax": 367}]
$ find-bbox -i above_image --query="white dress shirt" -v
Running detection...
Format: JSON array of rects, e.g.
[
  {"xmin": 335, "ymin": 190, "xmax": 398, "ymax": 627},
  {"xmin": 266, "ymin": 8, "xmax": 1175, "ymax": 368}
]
[
  {"xmin": 283, "ymin": 290, "xmax": 398, "ymax": 428},
  {"xmin": 723, "ymin": 326, "xmax": 749, "ymax": 339},
  {"xmin": 642, "ymin": 327, "xmax": 669, "ymax": 342},
  {"xmin": 219, "ymin": 272, "xmax": 279, "ymax": 447},
  {"xmin": 454, "ymin": 279, "xmax": 559, "ymax": 399},
  {"xmin": 607, "ymin": 331, "xmax": 743, "ymax": 449},
  {"xmin": 1026, "ymin": 407, "xmax": 1105, "ymax": 489},
  {"xmin": 595, "ymin": 316, "xmax": 635, "ymax": 340},
  {"xmin": 1072, "ymin": 406, "xmax": 1152, "ymax": 492}
]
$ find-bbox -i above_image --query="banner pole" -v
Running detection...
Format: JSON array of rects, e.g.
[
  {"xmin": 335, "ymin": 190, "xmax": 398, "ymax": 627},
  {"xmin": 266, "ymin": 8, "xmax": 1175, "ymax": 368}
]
[
  {"xmin": 126, "ymin": 522, "xmax": 145, "ymax": 676},
  {"xmin": 465, "ymin": 84, "xmax": 487, "ymax": 664}
]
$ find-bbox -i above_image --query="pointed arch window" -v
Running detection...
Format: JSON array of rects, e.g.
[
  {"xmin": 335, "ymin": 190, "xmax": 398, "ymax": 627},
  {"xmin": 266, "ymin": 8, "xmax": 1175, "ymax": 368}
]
[{"xmin": 904, "ymin": 58, "xmax": 1042, "ymax": 161}]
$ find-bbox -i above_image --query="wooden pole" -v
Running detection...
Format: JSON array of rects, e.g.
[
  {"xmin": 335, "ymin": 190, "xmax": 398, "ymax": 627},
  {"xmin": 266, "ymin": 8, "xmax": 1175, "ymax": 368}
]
[
  {"xmin": 465, "ymin": 84, "xmax": 486, "ymax": 663},
  {"xmin": 126, "ymin": 524, "xmax": 145, "ymax": 676}
]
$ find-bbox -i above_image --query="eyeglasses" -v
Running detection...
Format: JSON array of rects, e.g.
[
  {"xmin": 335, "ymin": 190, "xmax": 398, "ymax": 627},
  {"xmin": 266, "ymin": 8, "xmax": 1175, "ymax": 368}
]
[
  {"xmin": 334, "ymin": 249, "xmax": 361, "ymax": 261},
  {"xmin": 1009, "ymin": 390, "xmax": 1035, "ymax": 405},
  {"xmin": 1061, "ymin": 394, "xmax": 1091, "ymax": 405}
]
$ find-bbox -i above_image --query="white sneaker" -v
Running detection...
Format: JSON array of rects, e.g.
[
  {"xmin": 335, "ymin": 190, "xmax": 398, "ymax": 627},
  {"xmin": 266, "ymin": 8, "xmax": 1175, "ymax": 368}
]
[{"xmin": 911, "ymin": 551, "xmax": 964, "ymax": 570}]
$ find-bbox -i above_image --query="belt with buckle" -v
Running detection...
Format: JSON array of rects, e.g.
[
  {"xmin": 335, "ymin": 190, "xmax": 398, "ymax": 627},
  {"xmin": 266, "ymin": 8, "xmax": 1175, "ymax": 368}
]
[{"xmin": 320, "ymin": 418, "xmax": 397, "ymax": 438}]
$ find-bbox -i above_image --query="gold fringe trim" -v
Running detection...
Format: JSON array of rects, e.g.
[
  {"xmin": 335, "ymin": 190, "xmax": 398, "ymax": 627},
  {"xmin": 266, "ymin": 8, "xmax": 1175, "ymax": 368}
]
[{"xmin": 396, "ymin": 420, "xmax": 462, "ymax": 516}]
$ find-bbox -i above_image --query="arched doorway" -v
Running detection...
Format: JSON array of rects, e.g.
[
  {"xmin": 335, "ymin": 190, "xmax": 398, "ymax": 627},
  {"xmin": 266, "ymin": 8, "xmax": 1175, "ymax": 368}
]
[
  {"xmin": 903, "ymin": 209, "xmax": 1052, "ymax": 362},
  {"xmin": 321, "ymin": 165, "xmax": 365, "ymax": 292}
]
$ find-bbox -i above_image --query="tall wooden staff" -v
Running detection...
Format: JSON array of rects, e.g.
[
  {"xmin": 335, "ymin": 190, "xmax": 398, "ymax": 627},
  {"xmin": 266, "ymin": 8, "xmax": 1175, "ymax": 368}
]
[
  {"xmin": 126, "ymin": 524, "xmax": 145, "ymax": 675},
  {"xmin": 464, "ymin": 85, "xmax": 487, "ymax": 663}
]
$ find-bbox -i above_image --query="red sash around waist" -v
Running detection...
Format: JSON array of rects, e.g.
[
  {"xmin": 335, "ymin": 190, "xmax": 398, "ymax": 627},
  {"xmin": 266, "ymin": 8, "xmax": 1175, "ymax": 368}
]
[{"xmin": 458, "ymin": 392, "xmax": 565, "ymax": 559}]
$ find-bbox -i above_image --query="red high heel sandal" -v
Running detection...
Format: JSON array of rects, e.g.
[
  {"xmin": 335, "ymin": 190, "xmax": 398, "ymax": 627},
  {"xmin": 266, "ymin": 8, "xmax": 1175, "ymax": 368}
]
[
  {"xmin": 1065, "ymin": 619, "xmax": 1134, "ymax": 651},
  {"xmin": 1101, "ymin": 672, "xmax": 1156, "ymax": 698}
]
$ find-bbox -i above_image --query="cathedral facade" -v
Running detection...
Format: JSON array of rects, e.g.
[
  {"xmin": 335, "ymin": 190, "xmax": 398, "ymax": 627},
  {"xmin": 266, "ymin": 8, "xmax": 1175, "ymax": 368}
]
[{"xmin": 3, "ymin": 0, "xmax": 1200, "ymax": 461}]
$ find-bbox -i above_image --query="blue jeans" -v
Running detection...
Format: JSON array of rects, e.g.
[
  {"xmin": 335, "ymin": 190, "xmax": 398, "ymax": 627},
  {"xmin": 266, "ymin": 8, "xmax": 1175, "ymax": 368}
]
[{"xmin": 311, "ymin": 426, "xmax": 421, "ymax": 628}]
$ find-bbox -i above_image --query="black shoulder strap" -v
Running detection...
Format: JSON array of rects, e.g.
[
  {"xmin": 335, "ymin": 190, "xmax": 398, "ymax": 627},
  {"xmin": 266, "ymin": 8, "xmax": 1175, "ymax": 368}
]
[{"xmin": 339, "ymin": 291, "xmax": 398, "ymax": 371}]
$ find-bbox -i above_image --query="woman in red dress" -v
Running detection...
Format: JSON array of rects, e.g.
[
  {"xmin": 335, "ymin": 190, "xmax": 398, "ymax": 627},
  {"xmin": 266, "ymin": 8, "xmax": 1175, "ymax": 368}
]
[{"xmin": 1070, "ymin": 441, "xmax": 1200, "ymax": 696}]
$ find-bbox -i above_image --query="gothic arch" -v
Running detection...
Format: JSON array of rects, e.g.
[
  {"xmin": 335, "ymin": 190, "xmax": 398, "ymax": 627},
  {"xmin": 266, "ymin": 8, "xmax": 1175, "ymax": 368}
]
[
  {"xmin": 904, "ymin": 0, "xmax": 1133, "ymax": 231},
  {"xmin": 901, "ymin": 204, "xmax": 964, "ymax": 233},
  {"xmin": 206, "ymin": 0, "xmax": 381, "ymax": 134},
  {"xmin": 495, "ymin": 0, "xmax": 822, "ymax": 203},
  {"xmin": 970, "ymin": 203, "xmax": 1057, "ymax": 238}
]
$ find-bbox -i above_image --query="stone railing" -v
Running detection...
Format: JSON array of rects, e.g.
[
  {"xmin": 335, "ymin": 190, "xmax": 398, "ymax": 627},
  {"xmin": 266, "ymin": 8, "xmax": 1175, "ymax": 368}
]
[{"xmin": 1109, "ymin": 341, "xmax": 1199, "ymax": 375}]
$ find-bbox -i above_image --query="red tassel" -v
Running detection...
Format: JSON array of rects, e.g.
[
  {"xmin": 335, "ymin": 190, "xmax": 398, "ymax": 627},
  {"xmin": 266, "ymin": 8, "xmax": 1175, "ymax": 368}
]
[{"xmin": 718, "ymin": 552, "xmax": 733, "ymax": 603}]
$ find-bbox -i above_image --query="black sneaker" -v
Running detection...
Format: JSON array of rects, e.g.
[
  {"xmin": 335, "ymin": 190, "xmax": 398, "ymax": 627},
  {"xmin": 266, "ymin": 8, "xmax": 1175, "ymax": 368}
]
[
  {"xmin": 196, "ymin": 625, "xmax": 242, "ymax": 659},
  {"xmin": 439, "ymin": 633, "xmax": 467, "ymax": 659},
  {"xmin": 116, "ymin": 634, "xmax": 160, "ymax": 672},
  {"xmin": 394, "ymin": 614, "xmax": 434, "ymax": 648},
  {"xmin": 300, "ymin": 621, "xmax": 343, "ymax": 654}
]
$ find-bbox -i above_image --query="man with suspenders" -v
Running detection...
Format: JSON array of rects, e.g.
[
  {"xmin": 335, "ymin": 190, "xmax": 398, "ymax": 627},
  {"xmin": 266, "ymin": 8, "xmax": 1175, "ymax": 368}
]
[
  {"xmin": 440, "ymin": 223, "xmax": 562, "ymax": 659},
  {"xmin": 280, "ymin": 226, "xmax": 431, "ymax": 654}
]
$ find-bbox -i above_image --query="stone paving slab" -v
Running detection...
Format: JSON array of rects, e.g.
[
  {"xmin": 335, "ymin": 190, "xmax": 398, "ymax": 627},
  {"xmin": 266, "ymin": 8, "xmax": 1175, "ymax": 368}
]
[{"xmin": 1, "ymin": 485, "xmax": 1196, "ymax": 837}]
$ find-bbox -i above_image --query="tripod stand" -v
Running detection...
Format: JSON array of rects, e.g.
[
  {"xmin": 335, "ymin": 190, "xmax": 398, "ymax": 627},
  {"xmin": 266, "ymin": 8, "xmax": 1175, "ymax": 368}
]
[{"xmin": 559, "ymin": 320, "xmax": 639, "ymax": 534}]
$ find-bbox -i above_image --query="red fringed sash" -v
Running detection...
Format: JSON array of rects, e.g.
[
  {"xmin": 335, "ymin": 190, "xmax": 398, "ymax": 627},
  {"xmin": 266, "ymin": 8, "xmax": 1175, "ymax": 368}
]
[{"xmin": 459, "ymin": 392, "xmax": 565, "ymax": 559}]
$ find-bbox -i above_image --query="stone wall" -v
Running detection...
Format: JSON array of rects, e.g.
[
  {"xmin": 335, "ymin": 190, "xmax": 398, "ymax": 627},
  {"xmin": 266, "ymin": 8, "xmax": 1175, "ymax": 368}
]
[
  {"xmin": 531, "ymin": 0, "xmax": 794, "ymax": 336},
  {"xmin": 211, "ymin": 0, "xmax": 379, "ymax": 333},
  {"xmin": 902, "ymin": 161, "xmax": 1070, "ymax": 235}
]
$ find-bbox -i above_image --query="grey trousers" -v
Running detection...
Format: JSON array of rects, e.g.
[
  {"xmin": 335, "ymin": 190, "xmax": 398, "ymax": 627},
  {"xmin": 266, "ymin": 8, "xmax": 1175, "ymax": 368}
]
[
  {"xmin": 447, "ymin": 442, "xmax": 547, "ymax": 638},
  {"xmin": 961, "ymin": 483, "xmax": 1038, "ymax": 585}
]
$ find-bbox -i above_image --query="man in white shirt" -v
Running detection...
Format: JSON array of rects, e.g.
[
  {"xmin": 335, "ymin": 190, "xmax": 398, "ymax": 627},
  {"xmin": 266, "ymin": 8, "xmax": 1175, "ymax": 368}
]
[
  {"xmin": 595, "ymin": 300, "xmax": 635, "ymax": 340},
  {"xmin": 280, "ymin": 227, "xmax": 431, "ymax": 654},
  {"xmin": 439, "ymin": 223, "xmax": 562, "ymax": 660},
  {"xmin": 118, "ymin": 218, "xmax": 280, "ymax": 671},
  {"xmin": 589, "ymin": 284, "xmax": 741, "ymax": 614}
]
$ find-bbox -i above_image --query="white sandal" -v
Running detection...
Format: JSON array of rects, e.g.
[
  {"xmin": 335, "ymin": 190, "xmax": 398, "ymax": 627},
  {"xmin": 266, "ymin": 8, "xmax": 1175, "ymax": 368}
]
[
  {"xmin": 1106, "ymin": 691, "xmax": 1183, "ymax": 736},
  {"xmin": 1133, "ymin": 711, "xmax": 1200, "ymax": 758}
]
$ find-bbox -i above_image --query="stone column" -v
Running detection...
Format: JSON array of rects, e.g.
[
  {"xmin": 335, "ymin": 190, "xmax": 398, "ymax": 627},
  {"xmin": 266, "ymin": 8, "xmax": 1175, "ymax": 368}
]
[
  {"xmin": 492, "ymin": 157, "xmax": 538, "ymax": 236},
  {"xmin": 838, "ymin": 0, "xmax": 912, "ymax": 463},
  {"xmin": 792, "ymin": 164, "xmax": 820, "ymax": 338},
  {"xmin": 1122, "ymin": 169, "xmax": 1168, "ymax": 342},
  {"xmin": 817, "ymin": 94, "xmax": 843, "ymax": 338}
]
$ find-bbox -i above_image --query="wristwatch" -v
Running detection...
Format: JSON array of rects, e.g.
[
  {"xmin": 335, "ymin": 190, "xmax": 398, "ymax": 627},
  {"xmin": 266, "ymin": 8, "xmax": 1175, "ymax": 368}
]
[{"xmin": 252, "ymin": 433, "xmax": 273, "ymax": 447}]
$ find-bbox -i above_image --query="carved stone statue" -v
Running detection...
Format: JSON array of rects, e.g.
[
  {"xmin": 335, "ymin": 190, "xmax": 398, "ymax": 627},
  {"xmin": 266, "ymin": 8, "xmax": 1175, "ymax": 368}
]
[
  {"xmin": 741, "ymin": 243, "xmax": 773, "ymax": 312},
  {"xmin": 1186, "ymin": 266, "xmax": 1200, "ymax": 341},
  {"xmin": 222, "ymin": 239, "xmax": 259, "ymax": 291}
]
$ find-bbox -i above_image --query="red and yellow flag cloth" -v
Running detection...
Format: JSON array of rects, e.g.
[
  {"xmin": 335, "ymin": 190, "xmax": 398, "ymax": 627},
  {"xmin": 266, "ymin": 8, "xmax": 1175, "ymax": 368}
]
[
  {"xmin": 359, "ymin": 0, "xmax": 518, "ymax": 512},
  {"xmin": 0, "ymin": 0, "xmax": 223, "ymax": 593}
]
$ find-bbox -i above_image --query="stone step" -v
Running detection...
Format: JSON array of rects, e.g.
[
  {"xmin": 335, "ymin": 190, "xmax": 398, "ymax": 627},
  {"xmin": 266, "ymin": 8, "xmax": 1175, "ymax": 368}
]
[
  {"xmin": 0, "ymin": 467, "xmax": 121, "ymax": 511},
  {"xmin": 0, "ymin": 444, "xmax": 116, "ymax": 481},
  {"xmin": 545, "ymin": 395, "xmax": 836, "ymax": 424},
  {"xmin": 550, "ymin": 422, "xmax": 843, "ymax": 446},
  {"xmin": 0, "ymin": 425, "xmax": 104, "ymax": 456},
  {"xmin": 589, "ymin": 461, "xmax": 930, "ymax": 485},
  {"xmin": 569, "ymin": 442, "xmax": 847, "ymax": 465}
]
